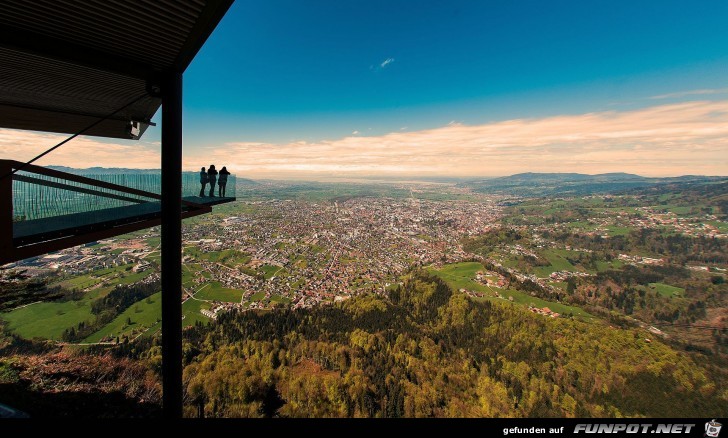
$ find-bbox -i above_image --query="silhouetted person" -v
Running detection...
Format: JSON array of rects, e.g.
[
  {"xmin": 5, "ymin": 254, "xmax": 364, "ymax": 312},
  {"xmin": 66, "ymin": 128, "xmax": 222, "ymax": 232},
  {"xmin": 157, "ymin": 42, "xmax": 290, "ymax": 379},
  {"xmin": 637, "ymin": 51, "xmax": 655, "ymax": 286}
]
[
  {"xmin": 207, "ymin": 165, "xmax": 218, "ymax": 197},
  {"xmin": 218, "ymin": 166, "xmax": 230, "ymax": 197},
  {"xmin": 199, "ymin": 167, "xmax": 208, "ymax": 197}
]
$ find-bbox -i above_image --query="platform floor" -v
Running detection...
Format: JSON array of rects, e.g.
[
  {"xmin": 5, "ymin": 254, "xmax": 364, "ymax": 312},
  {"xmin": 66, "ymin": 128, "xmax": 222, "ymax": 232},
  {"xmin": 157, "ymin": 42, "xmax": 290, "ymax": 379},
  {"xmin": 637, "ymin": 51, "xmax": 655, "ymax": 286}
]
[{"xmin": 13, "ymin": 196, "xmax": 234, "ymax": 246}]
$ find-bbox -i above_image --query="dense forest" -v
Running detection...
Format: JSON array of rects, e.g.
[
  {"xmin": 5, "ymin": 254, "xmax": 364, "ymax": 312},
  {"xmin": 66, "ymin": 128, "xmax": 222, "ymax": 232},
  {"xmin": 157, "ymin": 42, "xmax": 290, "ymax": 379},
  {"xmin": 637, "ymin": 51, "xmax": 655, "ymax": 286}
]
[
  {"xmin": 1, "ymin": 270, "xmax": 725, "ymax": 417},
  {"xmin": 179, "ymin": 272, "xmax": 727, "ymax": 418}
]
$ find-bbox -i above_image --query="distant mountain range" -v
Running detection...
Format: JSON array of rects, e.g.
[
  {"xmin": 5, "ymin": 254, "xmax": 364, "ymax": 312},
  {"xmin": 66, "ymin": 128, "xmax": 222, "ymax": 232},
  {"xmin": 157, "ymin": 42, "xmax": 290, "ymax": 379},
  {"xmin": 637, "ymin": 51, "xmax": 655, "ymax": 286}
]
[
  {"xmin": 47, "ymin": 166, "xmax": 161, "ymax": 175},
  {"xmin": 44, "ymin": 167, "xmax": 726, "ymax": 196},
  {"xmin": 459, "ymin": 172, "xmax": 727, "ymax": 197}
]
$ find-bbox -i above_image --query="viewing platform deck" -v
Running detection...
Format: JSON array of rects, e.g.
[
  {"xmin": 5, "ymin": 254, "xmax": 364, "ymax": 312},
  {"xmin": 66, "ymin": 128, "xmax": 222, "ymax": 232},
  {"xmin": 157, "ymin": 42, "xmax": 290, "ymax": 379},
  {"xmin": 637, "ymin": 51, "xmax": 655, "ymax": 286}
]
[
  {"xmin": 1, "ymin": 159, "xmax": 236, "ymax": 265},
  {"xmin": 13, "ymin": 196, "xmax": 234, "ymax": 247}
]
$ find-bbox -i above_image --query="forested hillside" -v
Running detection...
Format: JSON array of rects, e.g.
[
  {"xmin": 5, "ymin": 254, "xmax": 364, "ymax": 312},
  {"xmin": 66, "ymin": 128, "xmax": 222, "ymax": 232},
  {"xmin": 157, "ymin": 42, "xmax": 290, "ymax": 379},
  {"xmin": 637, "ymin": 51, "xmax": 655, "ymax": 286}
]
[{"xmin": 181, "ymin": 272, "xmax": 727, "ymax": 418}]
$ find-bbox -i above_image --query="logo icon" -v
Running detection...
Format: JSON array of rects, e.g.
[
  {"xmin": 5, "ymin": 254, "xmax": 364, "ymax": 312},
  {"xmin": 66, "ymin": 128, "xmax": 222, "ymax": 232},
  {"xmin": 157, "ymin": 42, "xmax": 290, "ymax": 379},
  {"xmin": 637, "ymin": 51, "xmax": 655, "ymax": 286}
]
[{"xmin": 706, "ymin": 420, "xmax": 722, "ymax": 438}]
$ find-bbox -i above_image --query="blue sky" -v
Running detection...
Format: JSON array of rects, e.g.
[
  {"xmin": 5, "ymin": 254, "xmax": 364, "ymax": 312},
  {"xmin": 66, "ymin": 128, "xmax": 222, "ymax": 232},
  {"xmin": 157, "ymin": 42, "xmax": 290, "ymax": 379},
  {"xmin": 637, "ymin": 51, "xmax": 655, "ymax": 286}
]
[
  {"xmin": 2, "ymin": 0, "xmax": 727, "ymax": 177},
  {"xmin": 181, "ymin": 0, "xmax": 728, "ymax": 144}
]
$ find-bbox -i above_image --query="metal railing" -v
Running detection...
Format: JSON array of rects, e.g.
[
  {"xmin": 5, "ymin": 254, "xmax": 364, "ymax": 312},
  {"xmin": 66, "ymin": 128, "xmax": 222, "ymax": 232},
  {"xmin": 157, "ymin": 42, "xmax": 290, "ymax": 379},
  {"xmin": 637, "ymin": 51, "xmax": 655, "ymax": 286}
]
[
  {"xmin": 8, "ymin": 166, "xmax": 236, "ymax": 222},
  {"xmin": 0, "ymin": 160, "xmax": 235, "ymax": 264}
]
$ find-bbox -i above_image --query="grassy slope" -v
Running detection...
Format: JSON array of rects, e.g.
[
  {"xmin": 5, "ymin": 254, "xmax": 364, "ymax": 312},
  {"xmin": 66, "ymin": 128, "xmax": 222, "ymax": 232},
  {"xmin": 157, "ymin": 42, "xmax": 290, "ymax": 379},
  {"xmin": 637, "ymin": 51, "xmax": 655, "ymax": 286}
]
[
  {"xmin": 84, "ymin": 292, "xmax": 162, "ymax": 343},
  {"xmin": 2, "ymin": 267, "xmax": 151, "ymax": 341},
  {"xmin": 183, "ymin": 299, "xmax": 213, "ymax": 327},
  {"xmin": 1, "ymin": 287, "xmax": 110, "ymax": 340},
  {"xmin": 195, "ymin": 282, "xmax": 243, "ymax": 303},
  {"xmin": 428, "ymin": 262, "xmax": 595, "ymax": 320},
  {"xmin": 533, "ymin": 249, "xmax": 578, "ymax": 277},
  {"xmin": 648, "ymin": 282, "xmax": 685, "ymax": 298}
]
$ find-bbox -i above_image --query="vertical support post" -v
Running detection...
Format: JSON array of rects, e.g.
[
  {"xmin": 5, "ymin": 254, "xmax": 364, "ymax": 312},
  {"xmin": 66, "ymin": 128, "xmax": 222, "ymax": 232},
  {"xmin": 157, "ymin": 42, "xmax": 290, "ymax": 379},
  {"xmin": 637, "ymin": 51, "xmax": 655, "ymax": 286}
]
[
  {"xmin": 161, "ymin": 72, "xmax": 183, "ymax": 418},
  {"xmin": 0, "ymin": 161, "xmax": 13, "ymax": 264}
]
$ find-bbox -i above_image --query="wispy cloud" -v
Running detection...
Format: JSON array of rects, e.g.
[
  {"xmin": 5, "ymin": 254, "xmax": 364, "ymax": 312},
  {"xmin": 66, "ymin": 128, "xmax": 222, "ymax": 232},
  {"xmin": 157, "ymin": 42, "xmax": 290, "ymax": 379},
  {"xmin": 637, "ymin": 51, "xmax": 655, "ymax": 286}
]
[
  {"xmin": 370, "ymin": 57, "xmax": 395, "ymax": 72},
  {"xmin": 0, "ymin": 100, "xmax": 726, "ymax": 179},
  {"xmin": 186, "ymin": 100, "xmax": 728, "ymax": 178},
  {"xmin": 380, "ymin": 58, "xmax": 395, "ymax": 68},
  {"xmin": 0, "ymin": 129, "xmax": 160, "ymax": 168},
  {"xmin": 352, "ymin": 130, "xmax": 360, "ymax": 135},
  {"xmin": 650, "ymin": 88, "xmax": 728, "ymax": 100}
]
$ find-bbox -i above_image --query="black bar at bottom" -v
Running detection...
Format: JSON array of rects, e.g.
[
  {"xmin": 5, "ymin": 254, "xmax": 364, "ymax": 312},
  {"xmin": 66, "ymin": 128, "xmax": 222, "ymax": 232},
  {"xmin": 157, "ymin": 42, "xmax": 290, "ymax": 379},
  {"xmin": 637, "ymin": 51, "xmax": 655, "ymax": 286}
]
[{"xmin": 161, "ymin": 71, "xmax": 183, "ymax": 419}]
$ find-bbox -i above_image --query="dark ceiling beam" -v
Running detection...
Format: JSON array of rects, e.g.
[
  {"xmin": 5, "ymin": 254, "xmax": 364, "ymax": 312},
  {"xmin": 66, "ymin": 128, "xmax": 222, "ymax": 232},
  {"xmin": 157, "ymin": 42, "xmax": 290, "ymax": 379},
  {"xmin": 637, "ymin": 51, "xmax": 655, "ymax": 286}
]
[
  {"xmin": 0, "ymin": 0, "xmax": 234, "ymax": 81},
  {"xmin": 0, "ymin": 25, "xmax": 157, "ymax": 81},
  {"xmin": 173, "ymin": 0, "xmax": 235, "ymax": 73}
]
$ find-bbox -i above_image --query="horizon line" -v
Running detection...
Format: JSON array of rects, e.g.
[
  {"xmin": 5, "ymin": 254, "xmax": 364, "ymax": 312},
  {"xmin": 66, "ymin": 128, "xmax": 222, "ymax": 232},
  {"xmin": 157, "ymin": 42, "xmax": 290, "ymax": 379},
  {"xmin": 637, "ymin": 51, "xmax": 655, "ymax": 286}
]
[{"xmin": 40, "ymin": 166, "xmax": 728, "ymax": 180}]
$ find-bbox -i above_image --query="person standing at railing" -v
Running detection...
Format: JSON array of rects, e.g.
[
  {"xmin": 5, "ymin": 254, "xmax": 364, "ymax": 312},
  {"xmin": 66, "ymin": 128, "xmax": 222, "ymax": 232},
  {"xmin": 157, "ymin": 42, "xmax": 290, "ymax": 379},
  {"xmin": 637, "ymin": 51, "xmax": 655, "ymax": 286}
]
[
  {"xmin": 218, "ymin": 166, "xmax": 230, "ymax": 197},
  {"xmin": 207, "ymin": 165, "xmax": 218, "ymax": 197},
  {"xmin": 199, "ymin": 167, "xmax": 208, "ymax": 197}
]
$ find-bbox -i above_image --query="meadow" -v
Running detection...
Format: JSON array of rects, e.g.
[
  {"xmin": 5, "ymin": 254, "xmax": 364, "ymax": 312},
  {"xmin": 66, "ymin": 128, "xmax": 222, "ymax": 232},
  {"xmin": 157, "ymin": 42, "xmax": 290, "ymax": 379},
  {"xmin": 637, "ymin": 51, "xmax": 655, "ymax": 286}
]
[
  {"xmin": 428, "ymin": 262, "xmax": 595, "ymax": 321},
  {"xmin": 84, "ymin": 292, "xmax": 162, "ymax": 343},
  {"xmin": 1, "ymin": 265, "xmax": 152, "ymax": 340},
  {"xmin": 195, "ymin": 282, "xmax": 244, "ymax": 303}
]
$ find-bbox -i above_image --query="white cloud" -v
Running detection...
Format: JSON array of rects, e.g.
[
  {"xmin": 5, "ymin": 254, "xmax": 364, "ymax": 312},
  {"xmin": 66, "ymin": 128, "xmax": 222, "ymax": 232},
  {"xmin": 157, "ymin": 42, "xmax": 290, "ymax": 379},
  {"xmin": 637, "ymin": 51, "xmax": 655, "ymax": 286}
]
[
  {"xmin": 371, "ymin": 58, "xmax": 395, "ymax": 72},
  {"xmin": 352, "ymin": 130, "xmax": 360, "ymax": 135},
  {"xmin": 380, "ymin": 58, "xmax": 395, "ymax": 68},
  {"xmin": 185, "ymin": 100, "xmax": 728, "ymax": 178},
  {"xmin": 650, "ymin": 88, "xmax": 728, "ymax": 100},
  {"xmin": 0, "ymin": 129, "xmax": 160, "ymax": 168},
  {"xmin": 1, "ymin": 100, "xmax": 726, "ymax": 179}
]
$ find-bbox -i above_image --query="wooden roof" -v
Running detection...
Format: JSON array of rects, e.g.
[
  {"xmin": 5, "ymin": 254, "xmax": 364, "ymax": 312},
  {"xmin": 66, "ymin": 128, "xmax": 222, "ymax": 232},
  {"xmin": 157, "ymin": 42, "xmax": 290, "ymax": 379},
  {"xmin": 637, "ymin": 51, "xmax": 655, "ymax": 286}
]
[{"xmin": 0, "ymin": 0, "xmax": 233, "ymax": 139}]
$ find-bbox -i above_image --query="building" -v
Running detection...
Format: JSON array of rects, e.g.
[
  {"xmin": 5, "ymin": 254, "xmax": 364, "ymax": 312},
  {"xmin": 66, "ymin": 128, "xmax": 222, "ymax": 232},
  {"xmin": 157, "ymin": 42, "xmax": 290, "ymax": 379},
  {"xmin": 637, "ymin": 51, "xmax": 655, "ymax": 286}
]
[{"xmin": 0, "ymin": 1, "xmax": 235, "ymax": 418}]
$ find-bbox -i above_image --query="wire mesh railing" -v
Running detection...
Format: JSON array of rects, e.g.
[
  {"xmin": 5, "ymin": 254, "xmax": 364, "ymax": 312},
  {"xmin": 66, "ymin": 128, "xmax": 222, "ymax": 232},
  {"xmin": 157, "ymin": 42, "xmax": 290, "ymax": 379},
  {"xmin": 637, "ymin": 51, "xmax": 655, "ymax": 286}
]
[
  {"xmin": 1, "ymin": 160, "xmax": 237, "ymax": 264},
  {"xmin": 4, "ymin": 162, "xmax": 235, "ymax": 222},
  {"xmin": 12, "ymin": 171, "xmax": 158, "ymax": 221}
]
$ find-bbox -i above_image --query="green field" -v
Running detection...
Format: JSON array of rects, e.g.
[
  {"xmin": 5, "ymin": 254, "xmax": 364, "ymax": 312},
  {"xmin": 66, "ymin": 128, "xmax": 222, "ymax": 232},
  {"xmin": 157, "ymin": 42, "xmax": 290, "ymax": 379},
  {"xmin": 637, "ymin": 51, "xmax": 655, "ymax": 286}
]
[
  {"xmin": 1, "ymin": 263, "xmax": 153, "ymax": 341},
  {"xmin": 550, "ymin": 281, "xmax": 568, "ymax": 291},
  {"xmin": 648, "ymin": 282, "xmax": 685, "ymax": 298},
  {"xmin": 595, "ymin": 259, "xmax": 624, "ymax": 272},
  {"xmin": 429, "ymin": 262, "xmax": 594, "ymax": 321},
  {"xmin": 144, "ymin": 251, "xmax": 161, "ymax": 264},
  {"xmin": 213, "ymin": 249, "xmax": 251, "ymax": 265},
  {"xmin": 84, "ymin": 292, "xmax": 162, "ymax": 343},
  {"xmin": 660, "ymin": 205, "xmax": 693, "ymax": 216},
  {"xmin": 55, "ymin": 264, "xmax": 147, "ymax": 290},
  {"xmin": 486, "ymin": 289, "xmax": 594, "ymax": 320},
  {"xmin": 261, "ymin": 264, "xmax": 284, "ymax": 279},
  {"xmin": 115, "ymin": 270, "xmax": 152, "ymax": 285},
  {"xmin": 183, "ymin": 248, "xmax": 250, "ymax": 266},
  {"xmin": 707, "ymin": 220, "xmax": 728, "ymax": 233},
  {"xmin": 182, "ymin": 263, "xmax": 211, "ymax": 287},
  {"xmin": 195, "ymin": 282, "xmax": 243, "ymax": 303},
  {"xmin": 250, "ymin": 291, "xmax": 266, "ymax": 301},
  {"xmin": 182, "ymin": 264, "xmax": 197, "ymax": 287},
  {"xmin": 270, "ymin": 294, "xmax": 292, "ymax": 304},
  {"xmin": 0, "ymin": 287, "xmax": 110, "ymax": 340},
  {"xmin": 183, "ymin": 298, "xmax": 212, "ymax": 327},
  {"xmin": 57, "ymin": 274, "xmax": 106, "ymax": 290},
  {"xmin": 533, "ymin": 249, "xmax": 578, "ymax": 278},
  {"xmin": 605, "ymin": 225, "xmax": 632, "ymax": 236},
  {"xmin": 565, "ymin": 221, "xmax": 598, "ymax": 232},
  {"xmin": 427, "ymin": 262, "xmax": 488, "ymax": 292}
]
